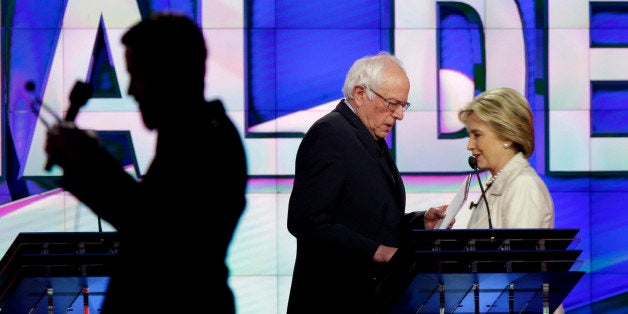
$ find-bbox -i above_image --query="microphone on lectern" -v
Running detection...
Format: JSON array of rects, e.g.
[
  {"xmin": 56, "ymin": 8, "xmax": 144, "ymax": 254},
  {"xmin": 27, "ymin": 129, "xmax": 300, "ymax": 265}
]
[{"xmin": 468, "ymin": 156, "xmax": 493, "ymax": 229}]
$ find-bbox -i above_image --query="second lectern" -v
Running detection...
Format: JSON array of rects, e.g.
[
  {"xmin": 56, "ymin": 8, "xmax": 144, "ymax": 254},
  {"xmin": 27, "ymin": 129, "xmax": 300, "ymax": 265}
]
[{"xmin": 375, "ymin": 228, "xmax": 584, "ymax": 314}]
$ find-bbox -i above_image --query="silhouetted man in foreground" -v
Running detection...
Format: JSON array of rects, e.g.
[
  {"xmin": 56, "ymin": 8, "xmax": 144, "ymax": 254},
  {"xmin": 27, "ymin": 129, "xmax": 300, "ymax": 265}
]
[{"xmin": 46, "ymin": 12, "xmax": 247, "ymax": 313}]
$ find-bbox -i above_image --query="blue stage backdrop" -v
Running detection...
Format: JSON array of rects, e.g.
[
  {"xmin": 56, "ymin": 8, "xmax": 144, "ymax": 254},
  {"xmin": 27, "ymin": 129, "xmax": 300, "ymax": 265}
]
[{"xmin": 1, "ymin": 0, "xmax": 627, "ymax": 313}]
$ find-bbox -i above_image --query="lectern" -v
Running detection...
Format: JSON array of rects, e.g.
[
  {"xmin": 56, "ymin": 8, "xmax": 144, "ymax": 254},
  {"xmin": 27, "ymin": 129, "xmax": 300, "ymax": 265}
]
[
  {"xmin": 0, "ymin": 232, "xmax": 120, "ymax": 313},
  {"xmin": 375, "ymin": 228, "xmax": 584, "ymax": 314}
]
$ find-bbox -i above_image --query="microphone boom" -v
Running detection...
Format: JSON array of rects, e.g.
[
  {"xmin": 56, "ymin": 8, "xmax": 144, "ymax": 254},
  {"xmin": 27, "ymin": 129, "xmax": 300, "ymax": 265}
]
[{"xmin": 468, "ymin": 156, "xmax": 493, "ymax": 229}]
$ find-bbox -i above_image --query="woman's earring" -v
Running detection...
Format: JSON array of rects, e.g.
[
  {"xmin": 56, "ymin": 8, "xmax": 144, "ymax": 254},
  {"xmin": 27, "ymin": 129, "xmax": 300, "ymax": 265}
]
[{"xmin": 503, "ymin": 143, "xmax": 510, "ymax": 148}]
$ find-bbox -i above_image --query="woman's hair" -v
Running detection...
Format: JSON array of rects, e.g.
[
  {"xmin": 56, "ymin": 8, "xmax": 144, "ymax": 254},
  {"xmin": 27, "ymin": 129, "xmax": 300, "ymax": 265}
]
[
  {"xmin": 458, "ymin": 87, "xmax": 535, "ymax": 158},
  {"xmin": 342, "ymin": 51, "xmax": 406, "ymax": 100}
]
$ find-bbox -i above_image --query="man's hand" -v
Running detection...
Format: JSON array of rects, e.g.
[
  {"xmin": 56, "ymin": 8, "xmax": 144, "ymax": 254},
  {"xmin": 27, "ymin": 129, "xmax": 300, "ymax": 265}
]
[
  {"xmin": 45, "ymin": 121, "xmax": 101, "ymax": 170},
  {"xmin": 373, "ymin": 244, "xmax": 398, "ymax": 263},
  {"xmin": 424, "ymin": 205, "xmax": 453, "ymax": 229}
]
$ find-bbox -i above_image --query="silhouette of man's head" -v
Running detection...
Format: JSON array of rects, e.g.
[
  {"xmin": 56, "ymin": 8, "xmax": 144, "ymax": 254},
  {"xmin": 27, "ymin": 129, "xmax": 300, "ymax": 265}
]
[{"xmin": 122, "ymin": 12, "xmax": 208, "ymax": 129}]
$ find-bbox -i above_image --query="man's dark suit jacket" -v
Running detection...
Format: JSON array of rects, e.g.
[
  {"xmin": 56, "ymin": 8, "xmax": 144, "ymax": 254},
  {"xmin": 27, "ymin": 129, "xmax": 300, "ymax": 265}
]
[{"xmin": 287, "ymin": 100, "xmax": 422, "ymax": 314}]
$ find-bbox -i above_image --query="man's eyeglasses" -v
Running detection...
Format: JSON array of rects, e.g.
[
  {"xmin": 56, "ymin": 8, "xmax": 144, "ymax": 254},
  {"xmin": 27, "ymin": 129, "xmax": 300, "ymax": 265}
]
[{"xmin": 365, "ymin": 86, "xmax": 411, "ymax": 112}]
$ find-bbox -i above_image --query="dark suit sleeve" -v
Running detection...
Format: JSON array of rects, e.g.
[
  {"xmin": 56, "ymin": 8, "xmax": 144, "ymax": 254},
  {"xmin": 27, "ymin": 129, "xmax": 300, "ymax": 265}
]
[
  {"xmin": 403, "ymin": 211, "xmax": 426, "ymax": 230},
  {"xmin": 60, "ymin": 141, "xmax": 138, "ymax": 230}
]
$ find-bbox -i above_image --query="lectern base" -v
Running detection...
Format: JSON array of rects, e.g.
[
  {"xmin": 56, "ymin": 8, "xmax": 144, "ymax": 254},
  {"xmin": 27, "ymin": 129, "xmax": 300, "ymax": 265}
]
[
  {"xmin": 1, "ymin": 276, "xmax": 109, "ymax": 313},
  {"xmin": 386, "ymin": 271, "xmax": 584, "ymax": 314}
]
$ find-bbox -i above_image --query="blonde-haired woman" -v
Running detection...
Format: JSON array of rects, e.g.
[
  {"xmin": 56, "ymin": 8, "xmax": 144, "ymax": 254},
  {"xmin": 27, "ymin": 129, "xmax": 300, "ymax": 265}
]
[{"xmin": 458, "ymin": 87, "xmax": 564, "ymax": 313}]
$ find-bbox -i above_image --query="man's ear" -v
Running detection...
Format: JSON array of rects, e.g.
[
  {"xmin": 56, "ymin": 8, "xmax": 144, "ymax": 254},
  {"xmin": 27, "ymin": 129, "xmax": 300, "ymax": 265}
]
[{"xmin": 353, "ymin": 85, "xmax": 367, "ymax": 105}]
